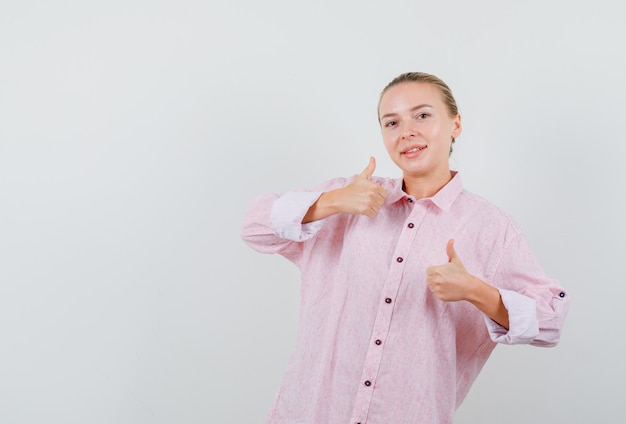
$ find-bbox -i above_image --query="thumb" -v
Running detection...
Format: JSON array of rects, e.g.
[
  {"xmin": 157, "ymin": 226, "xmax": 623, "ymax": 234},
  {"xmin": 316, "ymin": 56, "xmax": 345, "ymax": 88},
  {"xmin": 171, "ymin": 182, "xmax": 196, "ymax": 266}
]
[
  {"xmin": 446, "ymin": 239, "xmax": 459, "ymax": 263},
  {"xmin": 359, "ymin": 156, "xmax": 376, "ymax": 179}
]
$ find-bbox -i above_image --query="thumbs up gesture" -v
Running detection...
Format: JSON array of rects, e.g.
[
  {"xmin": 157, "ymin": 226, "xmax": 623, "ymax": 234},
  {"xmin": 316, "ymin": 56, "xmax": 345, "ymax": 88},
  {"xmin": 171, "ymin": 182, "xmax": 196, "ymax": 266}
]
[
  {"xmin": 426, "ymin": 239, "xmax": 477, "ymax": 302},
  {"xmin": 301, "ymin": 157, "xmax": 387, "ymax": 224},
  {"xmin": 337, "ymin": 156, "xmax": 387, "ymax": 217}
]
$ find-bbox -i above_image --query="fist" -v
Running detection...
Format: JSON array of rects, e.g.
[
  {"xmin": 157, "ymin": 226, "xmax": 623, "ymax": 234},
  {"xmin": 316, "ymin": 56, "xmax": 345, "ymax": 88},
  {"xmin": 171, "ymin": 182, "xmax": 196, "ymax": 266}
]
[
  {"xmin": 425, "ymin": 239, "xmax": 476, "ymax": 302},
  {"xmin": 339, "ymin": 157, "xmax": 387, "ymax": 217}
]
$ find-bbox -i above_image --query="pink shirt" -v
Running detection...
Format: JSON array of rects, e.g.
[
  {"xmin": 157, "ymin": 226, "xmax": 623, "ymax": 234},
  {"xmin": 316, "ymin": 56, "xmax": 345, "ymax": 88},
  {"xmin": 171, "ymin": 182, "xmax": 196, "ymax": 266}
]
[{"xmin": 241, "ymin": 172, "xmax": 569, "ymax": 424}]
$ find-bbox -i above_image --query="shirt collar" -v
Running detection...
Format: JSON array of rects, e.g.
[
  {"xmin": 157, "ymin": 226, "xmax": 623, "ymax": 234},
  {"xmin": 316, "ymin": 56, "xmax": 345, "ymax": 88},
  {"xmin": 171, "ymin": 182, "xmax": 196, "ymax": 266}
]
[{"xmin": 387, "ymin": 171, "xmax": 463, "ymax": 212}]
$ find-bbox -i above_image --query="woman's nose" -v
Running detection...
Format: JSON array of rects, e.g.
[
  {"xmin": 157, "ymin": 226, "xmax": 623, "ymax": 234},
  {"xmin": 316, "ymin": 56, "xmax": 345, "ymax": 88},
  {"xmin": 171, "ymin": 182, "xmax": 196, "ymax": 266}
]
[{"xmin": 401, "ymin": 123, "xmax": 416, "ymax": 139}]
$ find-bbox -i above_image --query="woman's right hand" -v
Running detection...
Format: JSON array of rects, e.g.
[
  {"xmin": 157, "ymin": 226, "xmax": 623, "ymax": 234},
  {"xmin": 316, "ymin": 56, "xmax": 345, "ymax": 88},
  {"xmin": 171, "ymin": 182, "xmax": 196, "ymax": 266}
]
[
  {"xmin": 334, "ymin": 156, "xmax": 387, "ymax": 217},
  {"xmin": 302, "ymin": 157, "xmax": 387, "ymax": 223}
]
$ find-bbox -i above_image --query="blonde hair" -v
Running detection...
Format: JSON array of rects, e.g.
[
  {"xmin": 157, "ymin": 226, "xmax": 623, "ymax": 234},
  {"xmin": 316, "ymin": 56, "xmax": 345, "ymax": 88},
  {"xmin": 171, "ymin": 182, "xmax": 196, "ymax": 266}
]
[{"xmin": 378, "ymin": 72, "xmax": 459, "ymax": 117}]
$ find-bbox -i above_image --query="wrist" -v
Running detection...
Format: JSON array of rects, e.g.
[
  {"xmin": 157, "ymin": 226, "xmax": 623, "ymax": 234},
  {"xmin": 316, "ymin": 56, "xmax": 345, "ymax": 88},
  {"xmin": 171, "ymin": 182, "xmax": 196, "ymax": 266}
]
[
  {"xmin": 465, "ymin": 275, "xmax": 491, "ymax": 305},
  {"xmin": 465, "ymin": 276, "xmax": 508, "ymax": 328},
  {"xmin": 302, "ymin": 190, "xmax": 342, "ymax": 223},
  {"xmin": 317, "ymin": 189, "xmax": 343, "ymax": 216}
]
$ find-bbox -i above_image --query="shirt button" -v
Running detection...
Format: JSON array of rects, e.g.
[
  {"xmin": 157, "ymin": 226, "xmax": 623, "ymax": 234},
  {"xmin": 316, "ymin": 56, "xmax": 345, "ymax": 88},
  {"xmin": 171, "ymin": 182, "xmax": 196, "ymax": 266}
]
[
  {"xmin": 385, "ymin": 298, "xmax": 392, "ymax": 304},
  {"xmin": 407, "ymin": 222, "xmax": 414, "ymax": 228},
  {"xmin": 559, "ymin": 292, "xmax": 566, "ymax": 298},
  {"xmin": 375, "ymin": 339, "xmax": 382, "ymax": 345},
  {"xmin": 396, "ymin": 257, "xmax": 403, "ymax": 263},
  {"xmin": 364, "ymin": 380, "xmax": 371, "ymax": 386}
]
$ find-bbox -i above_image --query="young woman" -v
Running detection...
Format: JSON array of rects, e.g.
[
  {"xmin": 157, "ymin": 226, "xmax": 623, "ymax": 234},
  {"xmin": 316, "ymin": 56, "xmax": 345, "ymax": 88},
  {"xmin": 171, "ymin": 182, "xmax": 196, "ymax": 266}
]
[{"xmin": 241, "ymin": 72, "xmax": 569, "ymax": 424}]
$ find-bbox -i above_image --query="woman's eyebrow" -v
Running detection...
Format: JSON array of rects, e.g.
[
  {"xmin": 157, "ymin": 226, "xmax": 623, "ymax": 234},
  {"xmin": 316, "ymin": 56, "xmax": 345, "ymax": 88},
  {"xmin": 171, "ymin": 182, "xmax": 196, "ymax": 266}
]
[
  {"xmin": 409, "ymin": 104, "xmax": 433, "ymax": 112},
  {"xmin": 380, "ymin": 104, "xmax": 433, "ymax": 121}
]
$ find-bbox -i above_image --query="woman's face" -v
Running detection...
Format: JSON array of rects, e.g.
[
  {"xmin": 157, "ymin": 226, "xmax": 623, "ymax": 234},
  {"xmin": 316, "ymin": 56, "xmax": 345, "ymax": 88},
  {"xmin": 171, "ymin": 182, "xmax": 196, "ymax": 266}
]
[{"xmin": 378, "ymin": 82, "xmax": 461, "ymax": 180}]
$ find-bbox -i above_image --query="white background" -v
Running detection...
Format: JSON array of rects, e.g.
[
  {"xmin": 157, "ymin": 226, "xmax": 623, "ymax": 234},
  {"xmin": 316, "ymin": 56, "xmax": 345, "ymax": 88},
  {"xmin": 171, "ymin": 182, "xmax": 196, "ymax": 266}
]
[{"xmin": 1, "ymin": 1, "xmax": 624, "ymax": 423}]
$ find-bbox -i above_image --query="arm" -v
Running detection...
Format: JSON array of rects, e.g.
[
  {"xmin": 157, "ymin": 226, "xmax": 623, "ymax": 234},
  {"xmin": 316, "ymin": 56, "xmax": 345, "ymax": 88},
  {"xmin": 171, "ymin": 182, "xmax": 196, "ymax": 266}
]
[
  {"xmin": 465, "ymin": 275, "xmax": 510, "ymax": 329},
  {"xmin": 241, "ymin": 157, "xmax": 387, "ymax": 263},
  {"xmin": 426, "ymin": 237, "xmax": 569, "ymax": 345}
]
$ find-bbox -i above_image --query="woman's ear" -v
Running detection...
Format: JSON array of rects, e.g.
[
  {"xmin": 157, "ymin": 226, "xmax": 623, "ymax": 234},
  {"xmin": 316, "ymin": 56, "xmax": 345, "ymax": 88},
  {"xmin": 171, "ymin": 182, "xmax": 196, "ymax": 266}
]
[{"xmin": 452, "ymin": 114, "xmax": 462, "ymax": 139}]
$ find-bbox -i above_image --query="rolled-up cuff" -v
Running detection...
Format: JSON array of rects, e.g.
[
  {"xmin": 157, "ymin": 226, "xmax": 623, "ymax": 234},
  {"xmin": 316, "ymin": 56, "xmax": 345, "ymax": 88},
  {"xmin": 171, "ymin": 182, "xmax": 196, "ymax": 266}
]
[
  {"xmin": 270, "ymin": 191, "xmax": 325, "ymax": 241},
  {"xmin": 484, "ymin": 289, "xmax": 539, "ymax": 345}
]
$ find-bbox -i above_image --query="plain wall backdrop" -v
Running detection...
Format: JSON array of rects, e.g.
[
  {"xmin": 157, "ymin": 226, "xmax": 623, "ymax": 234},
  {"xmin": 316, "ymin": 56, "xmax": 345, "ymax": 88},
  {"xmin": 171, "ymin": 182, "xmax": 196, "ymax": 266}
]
[{"xmin": 1, "ymin": 1, "xmax": 624, "ymax": 423}]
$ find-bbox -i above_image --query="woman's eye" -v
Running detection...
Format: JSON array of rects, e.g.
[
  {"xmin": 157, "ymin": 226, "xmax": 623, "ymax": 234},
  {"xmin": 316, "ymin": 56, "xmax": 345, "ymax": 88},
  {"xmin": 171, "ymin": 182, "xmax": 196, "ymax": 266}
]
[
  {"xmin": 385, "ymin": 121, "xmax": 397, "ymax": 127},
  {"xmin": 417, "ymin": 113, "xmax": 429, "ymax": 119}
]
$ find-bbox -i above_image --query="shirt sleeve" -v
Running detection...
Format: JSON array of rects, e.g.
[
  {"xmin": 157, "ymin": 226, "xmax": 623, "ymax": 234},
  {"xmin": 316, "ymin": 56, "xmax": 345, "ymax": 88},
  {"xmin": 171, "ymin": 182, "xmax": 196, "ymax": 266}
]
[
  {"xmin": 485, "ymin": 231, "xmax": 570, "ymax": 347},
  {"xmin": 240, "ymin": 177, "xmax": 350, "ymax": 265},
  {"xmin": 483, "ymin": 289, "xmax": 539, "ymax": 344},
  {"xmin": 270, "ymin": 191, "xmax": 325, "ymax": 242}
]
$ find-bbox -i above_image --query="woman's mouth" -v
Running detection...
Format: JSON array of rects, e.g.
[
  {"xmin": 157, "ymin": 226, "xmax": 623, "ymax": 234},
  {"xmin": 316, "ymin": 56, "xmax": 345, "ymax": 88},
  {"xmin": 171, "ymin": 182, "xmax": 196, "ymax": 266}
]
[{"xmin": 402, "ymin": 145, "xmax": 427, "ymax": 156}]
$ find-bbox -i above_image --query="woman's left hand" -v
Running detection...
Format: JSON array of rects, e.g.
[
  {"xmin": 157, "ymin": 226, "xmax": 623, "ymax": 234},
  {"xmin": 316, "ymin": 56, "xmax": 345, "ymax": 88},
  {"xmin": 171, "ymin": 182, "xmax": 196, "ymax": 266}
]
[{"xmin": 425, "ymin": 239, "xmax": 478, "ymax": 302}]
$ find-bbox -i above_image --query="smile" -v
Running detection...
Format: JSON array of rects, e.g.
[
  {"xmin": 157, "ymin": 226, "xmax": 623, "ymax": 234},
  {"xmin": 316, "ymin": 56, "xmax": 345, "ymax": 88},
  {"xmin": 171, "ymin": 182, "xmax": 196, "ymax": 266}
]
[{"xmin": 403, "ymin": 146, "xmax": 426, "ymax": 154}]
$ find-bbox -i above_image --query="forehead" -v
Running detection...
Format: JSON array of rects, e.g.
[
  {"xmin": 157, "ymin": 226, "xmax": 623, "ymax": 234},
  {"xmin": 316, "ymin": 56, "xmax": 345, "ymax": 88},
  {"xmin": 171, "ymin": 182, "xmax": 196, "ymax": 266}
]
[{"xmin": 379, "ymin": 82, "xmax": 444, "ymax": 114}]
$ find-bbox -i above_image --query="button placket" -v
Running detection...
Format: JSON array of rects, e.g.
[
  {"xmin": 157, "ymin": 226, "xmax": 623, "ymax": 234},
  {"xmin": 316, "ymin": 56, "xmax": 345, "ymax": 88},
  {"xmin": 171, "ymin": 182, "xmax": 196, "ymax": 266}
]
[{"xmin": 349, "ymin": 205, "xmax": 427, "ymax": 423}]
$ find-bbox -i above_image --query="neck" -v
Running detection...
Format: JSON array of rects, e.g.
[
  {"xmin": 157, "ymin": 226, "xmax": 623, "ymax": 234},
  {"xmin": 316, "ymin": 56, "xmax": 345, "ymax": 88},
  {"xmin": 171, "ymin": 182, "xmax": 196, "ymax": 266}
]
[{"xmin": 402, "ymin": 170, "xmax": 454, "ymax": 199}]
